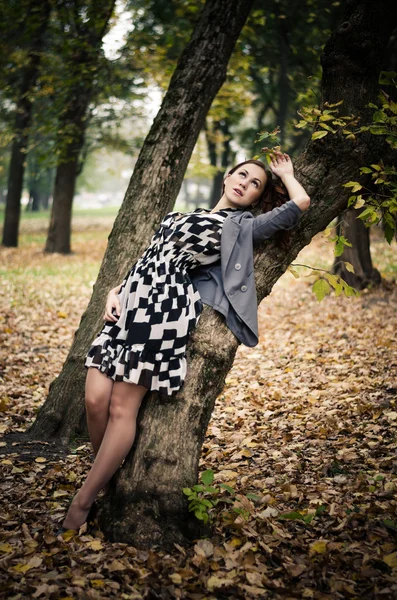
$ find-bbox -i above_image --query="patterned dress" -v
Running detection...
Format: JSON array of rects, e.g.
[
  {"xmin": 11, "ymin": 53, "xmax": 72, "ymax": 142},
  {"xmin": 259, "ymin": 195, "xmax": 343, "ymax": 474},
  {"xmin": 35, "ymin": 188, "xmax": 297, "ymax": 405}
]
[{"xmin": 85, "ymin": 208, "xmax": 234, "ymax": 397}]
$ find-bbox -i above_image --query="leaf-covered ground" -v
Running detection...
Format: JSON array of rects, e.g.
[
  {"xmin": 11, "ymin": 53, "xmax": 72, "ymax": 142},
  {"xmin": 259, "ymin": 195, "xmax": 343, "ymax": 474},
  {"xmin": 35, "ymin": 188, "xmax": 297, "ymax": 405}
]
[{"xmin": 0, "ymin": 217, "xmax": 396, "ymax": 599}]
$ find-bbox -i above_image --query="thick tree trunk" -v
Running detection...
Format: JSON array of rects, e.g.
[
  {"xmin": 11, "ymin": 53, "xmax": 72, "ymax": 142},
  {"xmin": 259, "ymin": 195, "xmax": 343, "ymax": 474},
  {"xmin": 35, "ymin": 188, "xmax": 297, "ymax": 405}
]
[
  {"xmin": 332, "ymin": 209, "xmax": 381, "ymax": 289},
  {"xmin": 1, "ymin": 0, "xmax": 51, "ymax": 247},
  {"xmin": 44, "ymin": 0, "xmax": 115, "ymax": 254},
  {"xmin": 27, "ymin": 0, "xmax": 397, "ymax": 549}
]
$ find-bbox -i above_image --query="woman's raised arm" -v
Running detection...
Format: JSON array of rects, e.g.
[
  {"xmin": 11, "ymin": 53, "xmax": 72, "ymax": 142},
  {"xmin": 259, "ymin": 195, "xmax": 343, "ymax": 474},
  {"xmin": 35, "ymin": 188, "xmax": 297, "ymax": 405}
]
[{"xmin": 268, "ymin": 151, "xmax": 311, "ymax": 212}]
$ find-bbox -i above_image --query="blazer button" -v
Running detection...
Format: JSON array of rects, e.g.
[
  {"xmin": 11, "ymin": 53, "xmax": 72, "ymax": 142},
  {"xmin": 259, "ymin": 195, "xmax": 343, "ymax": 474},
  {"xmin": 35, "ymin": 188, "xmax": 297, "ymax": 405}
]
[
  {"xmin": 240, "ymin": 285, "xmax": 247, "ymax": 292},
  {"xmin": 234, "ymin": 263, "xmax": 241, "ymax": 270}
]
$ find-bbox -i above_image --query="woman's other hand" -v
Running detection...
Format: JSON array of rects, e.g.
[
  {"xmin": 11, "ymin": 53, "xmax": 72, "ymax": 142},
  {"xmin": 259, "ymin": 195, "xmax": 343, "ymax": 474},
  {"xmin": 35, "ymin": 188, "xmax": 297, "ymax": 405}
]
[
  {"xmin": 104, "ymin": 288, "xmax": 121, "ymax": 322},
  {"xmin": 268, "ymin": 150, "xmax": 294, "ymax": 179}
]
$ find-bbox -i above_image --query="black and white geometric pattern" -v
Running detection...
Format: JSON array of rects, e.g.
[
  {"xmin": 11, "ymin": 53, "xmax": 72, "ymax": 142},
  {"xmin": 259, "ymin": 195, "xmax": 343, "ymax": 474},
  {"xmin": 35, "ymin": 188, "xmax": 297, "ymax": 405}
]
[{"xmin": 85, "ymin": 208, "xmax": 234, "ymax": 397}]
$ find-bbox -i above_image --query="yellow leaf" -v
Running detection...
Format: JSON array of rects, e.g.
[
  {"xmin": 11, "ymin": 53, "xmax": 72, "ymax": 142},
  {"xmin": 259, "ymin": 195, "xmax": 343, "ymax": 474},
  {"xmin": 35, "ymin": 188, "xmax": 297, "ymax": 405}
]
[
  {"xmin": 169, "ymin": 573, "xmax": 182, "ymax": 584},
  {"xmin": 288, "ymin": 266, "xmax": 300, "ymax": 278},
  {"xmin": 207, "ymin": 575, "xmax": 233, "ymax": 592},
  {"xmin": 12, "ymin": 563, "xmax": 33, "ymax": 574},
  {"xmin": 11, "ymin": 466, "xmax": 24, "ymax": 474},
  {"xmin": 344, "ymin": 262, "xmax": 355, "ymax": 273},
  {"xmin": 241, "ymin": 449, "xmax": 252, "ymax": 458},
  {"xmin": 0, "ymin": 459, "xmax": 12, "ymax": 465},
  {"xmin": 35, "ymin": 457, "xmax": 46, "ymax": 463},
  {"xmin": 309, "ymin": 540, "xmax": 328, "ymax": 555},
  {"xmin": 354, "ymin": 197, "xmax": 365, "ymax": 209},
  {"xmin": 108, "ymin": 559, "xmax": 126, "ymax": 571},
  {"xmin": 0, "ymin": 543, "xmax": 14, "ymax": 553},
  {"xmin": 53, "ymin": 490, "xmax": 69, "ymax": 498},
  {"xmin": 86, "ymin": 539, "xmax": 103, "ymax": 551},
  {"xmin": 57, "ymin": 311, "xmax": 68, "ymax": 318},
  {"xmin": 90, "ymin": 580, "xmax": 105, "ymax": 588},
  {"xmin": 58, "ymin": 529, "xmax": 76, "ymax": 541},
  {"xmin": 383, "ymin": 552, "xmax": 397, "ymax": 568},
  {"xmin": 312, "ymin": 130, "xmax": 328, "ymax": 140}
]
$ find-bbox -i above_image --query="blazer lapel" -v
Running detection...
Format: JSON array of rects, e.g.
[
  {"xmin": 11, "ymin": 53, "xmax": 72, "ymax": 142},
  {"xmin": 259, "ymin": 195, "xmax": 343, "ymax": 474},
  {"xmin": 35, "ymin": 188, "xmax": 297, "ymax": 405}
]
[{"xmin": 221, "ymin": 212, "xmax": 243, "ymax": 279}]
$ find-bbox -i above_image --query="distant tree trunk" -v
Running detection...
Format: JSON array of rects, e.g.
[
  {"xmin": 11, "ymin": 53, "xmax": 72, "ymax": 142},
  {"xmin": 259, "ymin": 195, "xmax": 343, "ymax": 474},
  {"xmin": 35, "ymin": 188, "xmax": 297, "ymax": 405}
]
[
  {"xmin": 276, "ymin": 4, "xmax": 289, "ymax": 146},
  {"xmin": 45, "ymin": 139, "xmax": 82, "ymax": 253},
  {"xmin": 27, "ymin": 0, "xmax": 397, "ymax": 549},
  {"xmin": 206, "ymin": 119, "xmax": 233, "ymax": 208},
  {"xmin": 44, "ymin": 0, "xmax": 115, "ymax": 254},
  {"xmin": 332, "ymin": 209, "xmax": 381, "ymax": 288},
  {"xmin": 1, "ymin": 0, "xmax": 51, "ymax": 247}
]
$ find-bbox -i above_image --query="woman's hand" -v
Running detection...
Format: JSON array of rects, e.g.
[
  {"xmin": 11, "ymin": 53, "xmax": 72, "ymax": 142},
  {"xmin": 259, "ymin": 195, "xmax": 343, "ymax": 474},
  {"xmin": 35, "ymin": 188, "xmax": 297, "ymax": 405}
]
[
  {"xmin": 265, "ymin": 149, "xmax": 311, "ymax": 212},
  {"xmin": 268, "ymin": 150, "xmax": 294, "ymax": 179},
  {"xmin": 103, "ymin": 287, "xmax": 121, "ymax": 322}
]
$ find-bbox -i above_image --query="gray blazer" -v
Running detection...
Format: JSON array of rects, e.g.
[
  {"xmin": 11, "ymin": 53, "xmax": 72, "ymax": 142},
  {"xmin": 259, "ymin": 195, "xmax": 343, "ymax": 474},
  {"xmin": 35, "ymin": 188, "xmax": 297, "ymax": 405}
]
[{"xmin": 190, "ymin": 200, "xmax": 303, "ymax": 347}]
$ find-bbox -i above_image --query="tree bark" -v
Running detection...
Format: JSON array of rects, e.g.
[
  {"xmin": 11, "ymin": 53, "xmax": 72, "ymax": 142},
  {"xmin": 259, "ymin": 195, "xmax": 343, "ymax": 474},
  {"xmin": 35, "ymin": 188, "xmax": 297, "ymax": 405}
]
[
  {"xmin": 44, "ymin": 0, "xmax": 116, "ymax": 254},
  {"xmin": 27, "ymin": 0, "xmax": 397, "ymax": 549},
  {"xmin": 332, "ymin": 209, "xmax": 381, "ymax": 288},
  {"xmin": 1, "ymin": 0, "xmax": 51, "ymax": 247}
]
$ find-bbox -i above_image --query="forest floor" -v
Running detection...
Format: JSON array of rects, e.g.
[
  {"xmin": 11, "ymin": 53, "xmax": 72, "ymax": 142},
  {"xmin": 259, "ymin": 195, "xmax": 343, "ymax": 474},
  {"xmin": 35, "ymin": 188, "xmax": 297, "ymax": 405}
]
[{"xmin": 0, "ymin": 215, "xmax": 396, "ymax": 600}]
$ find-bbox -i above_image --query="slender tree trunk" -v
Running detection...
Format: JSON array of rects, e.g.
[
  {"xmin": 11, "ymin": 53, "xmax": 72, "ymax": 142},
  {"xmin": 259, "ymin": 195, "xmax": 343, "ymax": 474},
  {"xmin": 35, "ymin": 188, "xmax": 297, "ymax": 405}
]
[
  {"xmin": 1, "ymin": 0, "xmax": 51, "ymax": 247},
  {"xmin": 207, "ymin": 120, "xmax": 233, "ymax": 208},
  {"xmin": 276, "ymin": 5, "xmax": 289, "ymax": 146},
  {"xmin": 45, "ymin": 151, "xmax": 80, "ymax": 254},
  {"xmin": 332, "ymin": 210, "xmax": 381, "ymax": 288},
  {"xmin": 26, "ymin": 0, "xmax": 397, "ymax": 549},
  {"xmin": 44, "ymin": 0, "xmax": 115, "ymax": 254}
]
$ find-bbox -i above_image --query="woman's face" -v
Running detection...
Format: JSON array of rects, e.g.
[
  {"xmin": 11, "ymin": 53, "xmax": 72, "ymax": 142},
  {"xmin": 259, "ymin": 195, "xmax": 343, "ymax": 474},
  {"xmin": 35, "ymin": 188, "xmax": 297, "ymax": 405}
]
[{"xmin": 223, "ymin": 163, "xmax": 267, "ymax": 209}]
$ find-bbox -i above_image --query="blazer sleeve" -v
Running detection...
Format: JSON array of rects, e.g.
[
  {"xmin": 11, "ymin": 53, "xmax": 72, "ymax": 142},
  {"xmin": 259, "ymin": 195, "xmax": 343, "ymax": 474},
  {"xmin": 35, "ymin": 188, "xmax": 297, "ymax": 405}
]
[{"xmin": 252, "ymin": 200, "xmax": 303, "ymax": 244}]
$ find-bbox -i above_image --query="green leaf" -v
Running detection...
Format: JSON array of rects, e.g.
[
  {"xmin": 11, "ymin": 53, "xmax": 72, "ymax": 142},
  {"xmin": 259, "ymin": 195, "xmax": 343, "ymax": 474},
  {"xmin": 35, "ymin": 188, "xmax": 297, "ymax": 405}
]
[
  {"xmin": 311, "ymin": 130, "xmax": 328, "ymax": 140},
  {"xmin": 373, "ymin": 110, "xmax": 386, "ymax": 123},
  {"xmin": 347, "ymin": 195, "xmax": 357, "ymax": 207},
  {"xmin": 279, "ymin": 511, "xmax": 306, "ymax": 521},
  {"xmin": 343, "ymin": 284, "xmax": 359, "ymax": 298},
  {"xmin": 342, "ymin": 181, "xmax": 362, "ymax": 192},
  {"xmin": 182, "ymin": 487, "xmax": 193, "ymax": 496},
  {"xmin": 384, "ymin": 224, "xmax": 394, "ymax": 244},
  {"xmin": 379, "ymin": 71, "xmax": 397, "ymax": 85},
  {"xmin": 219, "ymin": 483, "xmax": 235, "ymax": 495},
  {"xmin": 200, "ymin": 470, "xmax": 214, "ymax": 485},
  {"xmin": 359, "ymin": 167, "xmax": 372, "ymax": 174},
  {"xmin": 246, "ymin": 493, "xmax": 261, "ymax": 501},
  {"xmin": 312, "ymin": 279, "xmax": 331, "ymax": 302},
  {"xmin": 357, "ymin": 207, "xmax": 376, "ymax": 221},
  {"xmin": 334, "ymin": 240, "xmax": 345, "ymax": 257}
]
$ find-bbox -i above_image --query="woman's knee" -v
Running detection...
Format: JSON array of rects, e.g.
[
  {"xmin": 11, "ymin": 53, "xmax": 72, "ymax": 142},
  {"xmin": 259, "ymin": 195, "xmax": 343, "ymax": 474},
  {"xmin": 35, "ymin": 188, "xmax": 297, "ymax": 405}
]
[
  {"xmin": 85, "ymin": 389, "xmax": 111, "ymax": 414},
  {"xmin": 109, "ymin": 385, "xmax": 145, "ymax": 420}
]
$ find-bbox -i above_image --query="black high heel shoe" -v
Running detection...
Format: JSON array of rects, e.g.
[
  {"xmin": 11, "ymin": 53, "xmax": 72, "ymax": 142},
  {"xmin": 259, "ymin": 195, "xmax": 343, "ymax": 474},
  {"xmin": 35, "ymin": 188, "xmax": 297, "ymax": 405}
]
[{"xmin": 55, "ymin": 499, "xmax": 98, "ymax": 536}]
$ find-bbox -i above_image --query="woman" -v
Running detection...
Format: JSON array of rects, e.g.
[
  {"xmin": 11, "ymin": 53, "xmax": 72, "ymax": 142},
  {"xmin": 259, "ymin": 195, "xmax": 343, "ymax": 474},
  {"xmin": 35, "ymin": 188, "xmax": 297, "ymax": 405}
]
[{"xmin": 59, "ymin": 151, "xmax": 310, "ymax": 532}]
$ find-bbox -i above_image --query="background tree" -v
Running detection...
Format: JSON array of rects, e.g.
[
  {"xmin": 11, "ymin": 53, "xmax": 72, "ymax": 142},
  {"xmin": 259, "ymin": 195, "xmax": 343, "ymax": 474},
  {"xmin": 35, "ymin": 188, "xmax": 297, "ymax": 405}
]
[
  {"xmin": 332, "ymin": 34, "xmax": 397, "ymax": 289},
  {"xmin": 0, "ymin": 0, "xmax": 52, "ymax": 247},
  {"xmin": 44, "ymin": 0, "xmax": 116, "ymax": 254},
  {"xmin": 25, "ymin": 0, "xmax": 397, "ymax": 548}
]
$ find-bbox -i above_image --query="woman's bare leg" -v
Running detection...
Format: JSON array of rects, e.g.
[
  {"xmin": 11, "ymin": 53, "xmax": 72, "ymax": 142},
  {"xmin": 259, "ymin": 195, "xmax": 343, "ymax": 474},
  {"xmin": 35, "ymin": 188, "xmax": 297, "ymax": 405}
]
[
  {"xmin": 85, "ymin": 368, "xmax": 113, "ymax": 455},
  {"xmin": 62, "ymin": 381, "xmax": 147, "ymax": 530}
]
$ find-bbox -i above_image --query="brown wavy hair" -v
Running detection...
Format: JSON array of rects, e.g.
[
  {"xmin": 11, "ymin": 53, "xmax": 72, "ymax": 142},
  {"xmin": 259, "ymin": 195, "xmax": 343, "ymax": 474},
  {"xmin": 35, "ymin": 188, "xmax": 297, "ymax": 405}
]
[{"xmin": 224, "ymin": 159, "xmax": 291, "ymax": 246}]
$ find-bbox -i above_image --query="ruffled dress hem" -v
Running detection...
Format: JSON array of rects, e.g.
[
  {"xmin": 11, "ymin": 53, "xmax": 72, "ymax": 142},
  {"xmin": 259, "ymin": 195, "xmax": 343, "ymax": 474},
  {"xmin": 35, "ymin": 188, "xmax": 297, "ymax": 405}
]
[{"xmin": 84, "ymin": 334, "xmax": 186, "ymax": 397}]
